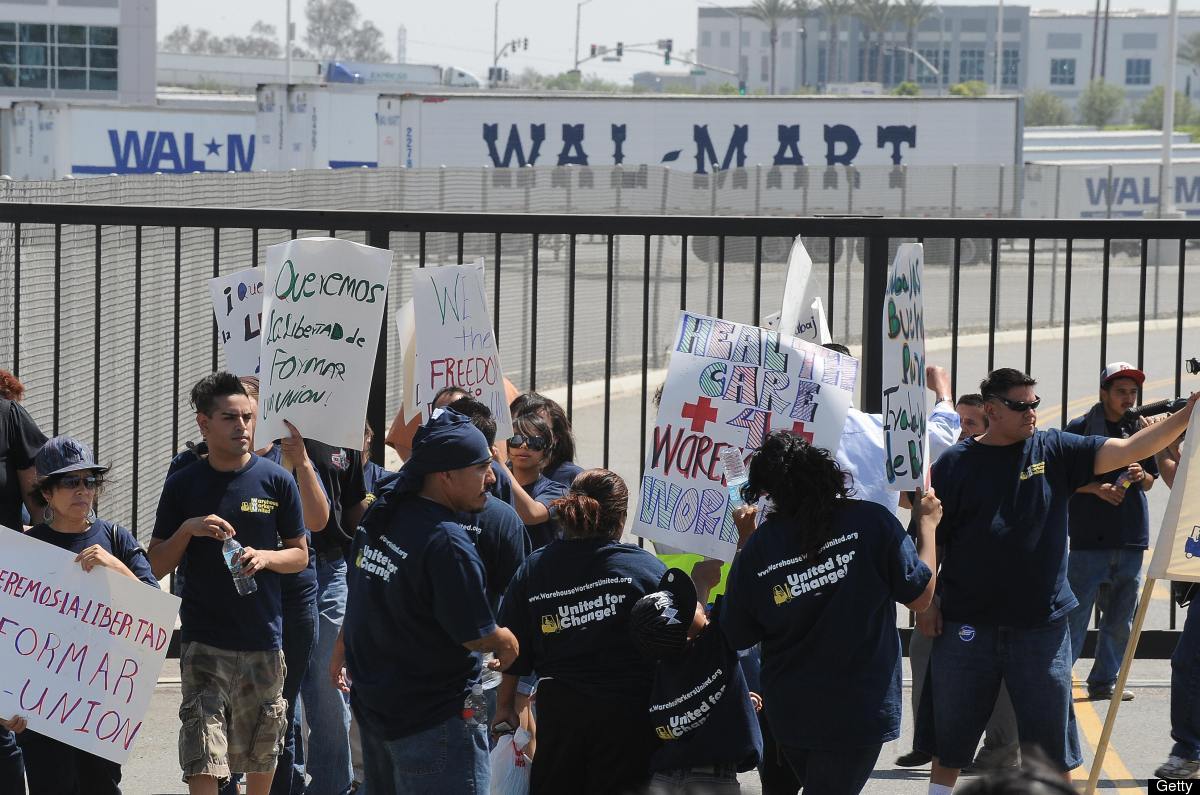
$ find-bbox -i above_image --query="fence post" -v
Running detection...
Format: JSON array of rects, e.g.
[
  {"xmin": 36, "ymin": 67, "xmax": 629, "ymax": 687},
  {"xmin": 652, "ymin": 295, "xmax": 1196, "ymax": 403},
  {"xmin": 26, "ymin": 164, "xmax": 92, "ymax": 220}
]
[
  {"xmin": 861, "ymin": 234, "xmax": 888, "ymax": 414},
  {"xmin": 367, "ymin": 228, "xmax": 390, "ymax": 465}
]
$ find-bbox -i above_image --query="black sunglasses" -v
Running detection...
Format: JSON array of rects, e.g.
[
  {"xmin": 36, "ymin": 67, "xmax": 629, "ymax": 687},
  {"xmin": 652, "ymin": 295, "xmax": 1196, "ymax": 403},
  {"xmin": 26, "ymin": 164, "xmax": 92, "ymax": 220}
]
[
  {"xmin": 58, "ymin": 475, "xmax": 99, "ymax": 490},
  {"xmin": 507, "ymin": 434, "xmax": 549, "ymax": 452},
  {"xmin": 989, "ymin": 395, "xmax": 1041, "ymax": 412}
]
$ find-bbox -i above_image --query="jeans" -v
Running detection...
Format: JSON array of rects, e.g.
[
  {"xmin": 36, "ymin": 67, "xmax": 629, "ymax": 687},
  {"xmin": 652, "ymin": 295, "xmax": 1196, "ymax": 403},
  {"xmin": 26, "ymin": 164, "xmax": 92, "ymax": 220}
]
[
  {"xmin": 1171, "ymin": 598, "xmax": 1200, "ymax": 760},
  {"xmin": 648, "ymin": 766, "xmax": 741, "ymax": 795},
  {"xmin": 0, "ymin": 727, "xmax": 24, "ymax": 795},
  {"xmin": 298, "ymin": 556, "xmax": 355, "ymax": 795},
  {"xmin": 1066, "ymin": 548, "xmax": 1143, "ymax": 689},
  {"xmin": 779, "ymin": 744, "xmax": 881, "ymax": 795},
  {"xmin": 360, "ymin": 713, "xmax": 489, "ymax": 794}
]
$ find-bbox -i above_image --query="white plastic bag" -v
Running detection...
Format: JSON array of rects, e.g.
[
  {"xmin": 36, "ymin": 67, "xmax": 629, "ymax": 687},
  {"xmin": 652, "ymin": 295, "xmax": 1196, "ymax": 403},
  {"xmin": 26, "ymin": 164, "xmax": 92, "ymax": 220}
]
[{"xmin": 489, "ymin": 728, "xmax": 532, "ymax": 795}]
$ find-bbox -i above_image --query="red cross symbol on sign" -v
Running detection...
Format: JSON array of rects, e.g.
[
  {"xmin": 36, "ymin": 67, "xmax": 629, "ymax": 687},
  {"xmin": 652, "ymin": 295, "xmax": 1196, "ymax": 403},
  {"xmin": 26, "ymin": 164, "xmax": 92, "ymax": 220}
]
[
  {"xmin": 680, "ymin": 396, "xmax": 719, "ymax": 433},
  {"xmin": 789, "ymin": 421, "xmax": 815, "ymax": 444}
]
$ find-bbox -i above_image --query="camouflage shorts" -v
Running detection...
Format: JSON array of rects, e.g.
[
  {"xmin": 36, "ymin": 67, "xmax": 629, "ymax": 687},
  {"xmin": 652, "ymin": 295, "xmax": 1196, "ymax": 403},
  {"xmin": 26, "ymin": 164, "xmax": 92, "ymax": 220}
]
[{"xmin": 178, "ymin": 641, "xmax": 287, "ymax": 782}]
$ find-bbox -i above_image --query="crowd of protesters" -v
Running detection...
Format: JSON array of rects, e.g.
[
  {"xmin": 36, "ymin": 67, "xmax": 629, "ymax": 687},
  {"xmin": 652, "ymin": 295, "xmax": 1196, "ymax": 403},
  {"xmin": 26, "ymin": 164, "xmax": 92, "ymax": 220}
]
[{"xmin": 0, "ymin": 354, "xmax": 1197, "ymax": 795}]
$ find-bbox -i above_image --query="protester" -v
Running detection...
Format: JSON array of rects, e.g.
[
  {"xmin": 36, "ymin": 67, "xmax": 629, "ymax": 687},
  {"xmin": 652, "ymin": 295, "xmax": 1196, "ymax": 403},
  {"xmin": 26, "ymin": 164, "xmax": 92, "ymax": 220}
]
[
  {"xmin": 148, "ymin": 373, "xmax": 309, "ymax": 795},
  {"xmin": 334, "ymin": 409, "xmax": 519, "ymax": 793},
  {"xmin": 494, "ymin": 469, "xmax": 666, "ymax": 795},
  {"xmin": 721, "ymin": 430, "xmax": 938, "ymax": 794},
  {"xmin": 0, "ymin": 436, "xmax": 158, "ymax": 794},
  {"xmin": 363, "ymin": 423, "xmax": 388, "ymax": 494},
  {"xmin": 1065, "ymin": 363, "xmax": 1158, "ymax": 703},
  {"xmin": 496, "ymin": 410, "xmax": 568, "ymax": 550},
  {"xmin": 0, "ymin": 369, "xmax": 47, "ymax": 795},
  {"xmin": 510, "ymin": 392, "xmax": 584, "ymax": 486},
  {"xmin": 956, "ymin": 394, "xmax": 989, "ymax": 440},
  {"xmin": 631, "ymin": 566, "xmax": 763, "ymax": 795},
  {"xmin": 917, "ymin": 367, "xmax": 1197, "ymax": 790}
]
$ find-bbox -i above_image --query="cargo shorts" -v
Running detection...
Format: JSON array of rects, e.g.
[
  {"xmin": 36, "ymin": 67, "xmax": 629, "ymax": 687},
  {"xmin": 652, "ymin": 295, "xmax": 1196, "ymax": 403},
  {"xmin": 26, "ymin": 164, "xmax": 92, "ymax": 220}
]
[{"xmin": 178, "ymin": 641, "xmax": 288, "ymax": 782}]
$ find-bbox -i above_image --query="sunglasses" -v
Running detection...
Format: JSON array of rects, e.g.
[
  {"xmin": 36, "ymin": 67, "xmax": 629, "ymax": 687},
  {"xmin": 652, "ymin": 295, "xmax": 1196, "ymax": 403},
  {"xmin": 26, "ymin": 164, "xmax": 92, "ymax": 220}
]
[
  {"xmin": 990, "ymin": 395, "xmax": 1041, "ymax": 412},
  {"xmin": 507, "ymin": 434, "xmax": 549, "ymax": 452},
  {"xmin": 58, "ymin": 475, "xmax": 99, "ymax": 490}
]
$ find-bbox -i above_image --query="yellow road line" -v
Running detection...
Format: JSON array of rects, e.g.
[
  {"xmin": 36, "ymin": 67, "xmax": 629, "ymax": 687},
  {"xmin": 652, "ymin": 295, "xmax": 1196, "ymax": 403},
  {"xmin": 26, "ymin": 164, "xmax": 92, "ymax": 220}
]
[{"xmin": 1072, "ymin": 685, "xmax": 1143, "ymax": 793}]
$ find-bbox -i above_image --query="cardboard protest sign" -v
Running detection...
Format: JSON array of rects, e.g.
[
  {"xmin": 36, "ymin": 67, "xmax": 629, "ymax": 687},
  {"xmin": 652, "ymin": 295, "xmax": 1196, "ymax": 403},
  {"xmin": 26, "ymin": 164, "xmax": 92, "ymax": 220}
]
[
  {"xmin": 882, "ymin": 243, "xmax": 928, "ymax": 491},
  {"xmin": 636, "ymin": 311, "xmax": 858, "ymax": 561},
  {"xmin": 0, "ymin": 527, "xmax": 180, "ymax": 765},
  {"xmin": 411, "ymin": 260, "xmax": 513, "ymax": 440},
  {"xmin": 209, "ymin": 268, "xmax": 265, "ymax": 377},
  {"xmin": 259, "ymin": 237, "xmax": 392, "ymax": 449},
  {"xmin": 1148, "ymin": 409, "xmax": 1200, "ymax": 582},
  {"xmin": 767, "ymin": 237, "xmax": 833, "ymax": 345}
]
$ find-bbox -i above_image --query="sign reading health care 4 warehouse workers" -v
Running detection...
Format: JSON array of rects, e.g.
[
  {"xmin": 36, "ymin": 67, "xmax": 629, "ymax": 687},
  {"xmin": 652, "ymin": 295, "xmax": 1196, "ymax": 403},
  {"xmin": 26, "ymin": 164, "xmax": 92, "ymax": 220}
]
[
  {"xmin": 636, "ymin": 311, "xmax": 857, "ymax": 562},
  {"xmin": 0, "ymin": 528, "xmax": 180, "ymax": 765},
  {"xmin": 259, "ymin": 238, "xmax": 392, "ymax": 450}
]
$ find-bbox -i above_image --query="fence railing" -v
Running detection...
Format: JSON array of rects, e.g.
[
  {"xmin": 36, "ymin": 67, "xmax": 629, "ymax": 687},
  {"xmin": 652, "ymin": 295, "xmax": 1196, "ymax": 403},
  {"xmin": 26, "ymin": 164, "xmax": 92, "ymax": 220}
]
[{"xmin": 1, "ymin": 205, "xmax": 1197, "ymax": 655}]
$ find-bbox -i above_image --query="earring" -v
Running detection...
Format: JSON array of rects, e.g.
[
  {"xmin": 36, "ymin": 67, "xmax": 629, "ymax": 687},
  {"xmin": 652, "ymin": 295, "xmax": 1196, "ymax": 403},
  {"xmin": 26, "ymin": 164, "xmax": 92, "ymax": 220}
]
[
  {"xmin": 86, "ymin": 508, "xmax": 97, "ymax": 523},
  {"xmin": 42, "ymin": 505, "xmax": 53, "ymax": 523}
]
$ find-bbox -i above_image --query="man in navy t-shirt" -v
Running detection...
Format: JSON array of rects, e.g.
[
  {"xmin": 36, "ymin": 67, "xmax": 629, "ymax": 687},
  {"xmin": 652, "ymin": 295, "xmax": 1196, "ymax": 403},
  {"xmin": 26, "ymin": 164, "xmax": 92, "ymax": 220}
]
[
  {"xmin": 918, "ymin": 368, "xmax": 1197, "ymax": 792},
  {"xmin": 1065, "ymin": 363, "xmax": 1158, "ymax": 703},
  {"xmin": 148, "ymin": 373, "xmax": 309, "ymax": 795},
  {"xmin": 338, "ymin": 410, "xmax": 519, "ymax": 794}
]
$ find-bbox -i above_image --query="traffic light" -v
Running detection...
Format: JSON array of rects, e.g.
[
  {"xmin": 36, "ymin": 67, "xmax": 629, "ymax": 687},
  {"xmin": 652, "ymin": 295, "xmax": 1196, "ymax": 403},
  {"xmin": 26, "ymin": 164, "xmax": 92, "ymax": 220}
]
[
  {"xmin": 738, "ymin": 80, "xmax": 746, "ymax": 95},
  {"xmin": 590, "ymin": 44, "xmax": 597, "ymax": 57},
  {"xmin": 660, "ymin": 38, "xmax": 673, "ymax": 65},
  {"xmin": 522, "ymin": 38, "xmax": 529, "ymax": 50},
  {"xmin": 616, "ymin": 41, "xmax": 623, "ymax": 57}
]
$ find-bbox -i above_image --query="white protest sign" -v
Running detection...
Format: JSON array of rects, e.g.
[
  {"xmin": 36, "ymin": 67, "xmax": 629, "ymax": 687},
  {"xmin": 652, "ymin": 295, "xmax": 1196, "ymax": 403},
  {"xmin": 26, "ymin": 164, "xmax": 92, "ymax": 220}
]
[
  {"xmin": 882, "ymin": 243, "xmax": 928, "ymax": 491},
  {"xmin": 0, "ymin": 527, "xmax": 180, "ymax": 765},
  {"xmin": 396, "ymin": 298, "xmax": 419, "ymax": 419},
  {"xmin": 411, "ymin": 260, "xmax": 513, "ymax": 440},
  {"xmin": 770, "ymin": 237, "xmax": 834, "ymax": 345},
  {"xmin": 1149, "ymin": 410, "xmax": 1200, "ymax": 582},
  {"xmin": 636, "ymin": 311, "xmax": 858, "ymax": 561},
  {"xmin": 209, "ymin": 267, "xmax": 265, "ymax": 376},
  {"xmin": 259, "ymin": 237, "xmax": 392, "ymax": 449}
]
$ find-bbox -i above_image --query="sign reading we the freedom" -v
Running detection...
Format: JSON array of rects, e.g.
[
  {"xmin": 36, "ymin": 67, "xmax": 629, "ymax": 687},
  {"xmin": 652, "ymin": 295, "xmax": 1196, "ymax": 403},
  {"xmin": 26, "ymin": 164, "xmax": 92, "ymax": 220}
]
[
  {"xmin": 259, "ymin": 237, "xmax": 392, "ymax": 449},
  {"xmin": 882, "ymin": 243, "xmax": 928, "ymax": 491},
  {"xmin": 210, "ymin": 267, "xmax": 265, "ymax": 377},
  {"xmin": 636, "ymin": 311, "xmax": 858, "ymax": 561},
  {"xmin": 411, "ymin": 261, "xmax": 514, "ymax": 441},
  {"xmin": 0, "ymin": 528, "xmax": 180, "ymax": 765}
]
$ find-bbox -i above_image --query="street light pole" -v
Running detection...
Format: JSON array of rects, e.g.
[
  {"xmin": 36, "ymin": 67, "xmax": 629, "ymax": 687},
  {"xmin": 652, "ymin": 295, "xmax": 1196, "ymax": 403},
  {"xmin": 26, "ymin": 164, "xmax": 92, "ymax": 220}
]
[
  {"xmin": 285, "ymin": 0, "xmax": 292, "ymax": 85},
  {"xmin": 993, "ymin": 0, "xmax": 1005, "ymax": 92},
  {"xmin": 574, "ymin": 0, "xmax": 594, "ymax": 70},
  {"xmin": 494, "ymin": 0, "xmax": 500, "ymax": 71},
  {"xmin": 1163, "ymin": 0, "xmax": 1179, "ymax": 216}
]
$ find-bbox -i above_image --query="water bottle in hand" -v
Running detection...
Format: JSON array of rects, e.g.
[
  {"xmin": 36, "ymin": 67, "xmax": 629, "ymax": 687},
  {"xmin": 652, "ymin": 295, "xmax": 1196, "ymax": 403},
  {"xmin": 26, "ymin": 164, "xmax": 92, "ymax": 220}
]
[
  {"xmin": 462, "ymin": 683, "xmax": 487, "ymax": 727},
  {"xmin": 222, "ymin": 536, "xmax": 258, "ymax": 596},
  {"xmin": 720, "ymin": 447, "xmax": 749, "ymax": 508}
]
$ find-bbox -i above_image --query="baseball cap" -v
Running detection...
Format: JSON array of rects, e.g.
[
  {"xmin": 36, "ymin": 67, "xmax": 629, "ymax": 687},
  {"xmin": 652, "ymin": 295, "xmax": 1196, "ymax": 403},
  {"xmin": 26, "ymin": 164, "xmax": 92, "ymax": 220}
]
[
  {"xmin": 1101, "ymin": 362, "xmax": 1145, "ymax": 388},
  {"xmin": 35, "ymin": 435, "xmax": 109, "ymax": 478},
  {"xmin": 629, "ymin": 568, "xmax": 698, "ymax": 660}
]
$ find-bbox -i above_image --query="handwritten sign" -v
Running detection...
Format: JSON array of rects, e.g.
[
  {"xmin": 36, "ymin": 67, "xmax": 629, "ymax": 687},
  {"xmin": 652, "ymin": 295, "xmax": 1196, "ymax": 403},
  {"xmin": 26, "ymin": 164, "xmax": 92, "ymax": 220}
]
[
  {"xmin": 210, "ymin": 267, "xmax": 265, "ymax": 376},
  {"xmin": 259, "ymin": 237, "xmax": 392, "ymax": 449},
  {"xmin": 0, "ymin": 527, "xmax": 180, "ymax": 764},
  {"xmin": 1149, "ymin": 411, "xmax": 1200, "ymax": 582},
  {"xmin": 882, "ymin": 243, "xmax": 927, "ymax": 491},
  {"xmin": 411, "ymin": 261, "xmax": 513, "ymax": 440},
  {"xmin": 636, "ymin": 311, "xmax": 857, "ymax": 561},
  {"xmin": 766, "ymin": 237, "xmax": 833, "ymax": 345}
]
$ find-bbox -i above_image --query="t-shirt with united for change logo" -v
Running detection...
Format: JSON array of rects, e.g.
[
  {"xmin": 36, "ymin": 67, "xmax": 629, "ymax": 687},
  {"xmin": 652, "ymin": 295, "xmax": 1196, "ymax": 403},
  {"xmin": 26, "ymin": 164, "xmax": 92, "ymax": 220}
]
[
  {"xmin": 152, "ymin": 454, "xmax": 305, "ymax": 652},
  {"xmin": 499, "ymin": 538, "xmax": 667, "ymax": 706},
  {"xmin": 721, "ymin": 500, "xmax": 931, "ymax": 750}
]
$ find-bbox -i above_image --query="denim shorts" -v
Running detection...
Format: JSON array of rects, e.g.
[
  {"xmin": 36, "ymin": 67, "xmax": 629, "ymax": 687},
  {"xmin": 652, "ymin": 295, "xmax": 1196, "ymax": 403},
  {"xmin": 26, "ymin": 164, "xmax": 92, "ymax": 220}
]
[{"xmin": 915, "ymin": 618, "xmax": 1081, "ymax": 772}]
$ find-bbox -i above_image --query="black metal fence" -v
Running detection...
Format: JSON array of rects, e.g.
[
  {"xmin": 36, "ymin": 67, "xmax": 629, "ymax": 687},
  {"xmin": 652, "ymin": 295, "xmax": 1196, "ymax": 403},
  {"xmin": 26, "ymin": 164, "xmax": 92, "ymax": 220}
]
[{"xmin": 1, "ymin": 204, "xmax": 1197, "ymax": 655}]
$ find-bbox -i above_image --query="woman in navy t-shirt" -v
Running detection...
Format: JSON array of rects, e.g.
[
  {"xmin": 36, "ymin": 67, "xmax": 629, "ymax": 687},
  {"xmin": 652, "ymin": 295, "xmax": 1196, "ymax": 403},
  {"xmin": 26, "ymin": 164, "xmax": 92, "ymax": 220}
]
[
  {"xmin": 510, "ymin": 392, "xmax": 584, "ymax": 487},
  {"xmin": 497, "ymin": 410, "xmax": 567, "ymax": 550},
  {"xmin": 3, "ymin": 436, "xmax": 159, "ymax": 795},
  {"xmin": 721, "ymin": 431, "xmax": 940, "ymax": 795}
]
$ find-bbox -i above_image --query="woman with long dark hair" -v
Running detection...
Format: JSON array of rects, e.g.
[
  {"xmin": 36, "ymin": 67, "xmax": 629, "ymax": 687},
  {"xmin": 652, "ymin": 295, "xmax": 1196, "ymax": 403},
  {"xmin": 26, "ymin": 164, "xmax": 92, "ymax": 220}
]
[
  {"xmin": 493, "ymin": 469, "xmax": 665, "ymax": 795},
  {"xmin": 510, "ymin": 392, "xmax": 583, "ymax": 486},
  {"xmin": 496, "ymin": 410, "xmax": 567, "ymax": 550},
  {"xmin": 721, "ymin": 431, "xmax": 940, "ymax": 795}
]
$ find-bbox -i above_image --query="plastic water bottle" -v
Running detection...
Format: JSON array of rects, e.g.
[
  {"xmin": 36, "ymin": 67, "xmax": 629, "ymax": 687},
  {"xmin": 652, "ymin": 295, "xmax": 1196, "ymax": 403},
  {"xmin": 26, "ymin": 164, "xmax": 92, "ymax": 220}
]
[
  {"xmin": 720, "ymin": 447, "xmax": 748, "ymax": 508},
  {"xmin": 222, "ymin": 536, "xmax": 258, "ymax": 596},
  {"xmin": 462, "ymin": 683, "xmax": 487, "ymax": 727}
]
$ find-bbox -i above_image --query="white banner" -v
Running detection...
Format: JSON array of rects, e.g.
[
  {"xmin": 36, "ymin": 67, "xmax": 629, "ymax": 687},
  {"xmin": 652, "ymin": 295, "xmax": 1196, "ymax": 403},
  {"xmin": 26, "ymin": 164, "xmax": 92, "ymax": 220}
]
[
  {"xmin": 635, "ymin": 311, "xmax": 857, "ymax": 561},
  {"xmin": 259, "ymin": 237, "xmax": 392, "ymax": 449},
  {"xmin": 0, "ymin": 527, "xmax": 180, "ymax": 764},
  {"xmin": 411, "ymin": 261, "xmax": 513, "ymax": 440},
  {"xmin": 882, "ymin": 243, "xmax": 928, "ymax": 491},
  {"xmin": 209, "ymin": 267, "xmax": 265, "ymax": 377},
  {"xmin": 1148, "ymin": 410, "xmax": 1200, "ymax": 582}
]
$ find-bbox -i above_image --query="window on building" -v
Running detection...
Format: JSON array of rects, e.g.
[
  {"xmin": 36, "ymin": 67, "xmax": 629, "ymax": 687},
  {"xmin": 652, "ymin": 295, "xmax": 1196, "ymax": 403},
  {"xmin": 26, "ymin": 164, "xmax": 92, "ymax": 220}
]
[
  {"xmin": 1002, "ymin": 48, "xmax": 1019, "ymax": 86},
  {"xmin": 0, "ymin": 22, "xmax": 118, "ymax": 91},
  {"xmin": 701, "ymin": 31, "xmax": 712, "ymax": 47},
  {"xmin": 960, "ymin": 48, "xmax": 985, "ymax": 81},
  {"xmin": 761, "ymin": 31, "xmax": 770, "ymax": 47},
  {"xmin": 720, "ymin": 30, "xmax": 731, "ymax": 47},
  {"xmin": 1047, "ymin": 32, "xmax": 1082, "ymax": 49},
  {"xmin": 781, "ymin": 31, "xmax": 792, "ymax": 48},
  {"xmin": 817, "ymin": 45, "xmax": 827, "ymax": 84},
  {"xmin": 761, "ymin": 54, "xmax": 769, "ymax": 80},
  {"xmin": 916, "ymin": 48, "xmax": 949, "ymax": 85},
  {"xmin": 1049, "ymin": 57, "xmax": 1076, "ymax": 85},
  {"xmin": 1126, "ymin": 57, "xmax": 1151, "ymax": 85},
  {"xmin": 741, "ymin": 31, "xmax": 750, "ymax": 47},
  {"xmin": 1122, "ymin": 33, "xmax": 1156, "ymax": 49}
]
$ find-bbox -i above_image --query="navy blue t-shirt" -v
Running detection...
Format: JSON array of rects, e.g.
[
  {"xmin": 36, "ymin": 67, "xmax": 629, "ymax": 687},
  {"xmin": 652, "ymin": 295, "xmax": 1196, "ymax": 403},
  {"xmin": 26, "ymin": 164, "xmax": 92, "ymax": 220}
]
[
  {"xmin": 461, "ymin": 495, "xmax": 530, "ymax": 612},
  {"xmin": 523, "ymin": 475, "xmax": 567, "ymax": 550},
  {"xmin": 363, "ymin": 460, "xmax": 388, "ymax": 496},
  {"xmin": 722, "ymin": 500, "xmax": 930, "ymax": 750},
  {"xmin": 648, "ymin": 620, "xmax": 762, "ymax": 773},
  {"xmin": 27, "ymin": 519, "xmax": 159, "ymax": 588},
  {"xmin": 930, "ymin": 428, "xmax": 1106, "ymax": 627},
  {"xmin": 1064, "ymin": 415, "xmax": 1158, "ymax": 550},
  {"xmin": 152, "ymin": 455, "xmax": 305, "ymax": 651},
  {"xmin": 546, "ymin": 460, "xmax": 584, "ymax": 488},
  {"xmin": 345, "ymin": 496, "xmax": 497, "ymax": 740},
  {"xmin": 499, "ymin": 538, "xmax": 667, "ymax": 706},
  {"xmin": 487, "ymin": 460, "xmax": 513, "ymax": 505}
]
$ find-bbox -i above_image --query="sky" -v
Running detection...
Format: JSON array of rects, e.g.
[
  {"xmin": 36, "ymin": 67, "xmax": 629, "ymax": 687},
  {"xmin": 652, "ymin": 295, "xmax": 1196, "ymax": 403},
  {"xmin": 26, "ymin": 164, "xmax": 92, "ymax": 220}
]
[{"xmin": 158, "ymin": 0, "xmax": 1185, "ymax": 84}]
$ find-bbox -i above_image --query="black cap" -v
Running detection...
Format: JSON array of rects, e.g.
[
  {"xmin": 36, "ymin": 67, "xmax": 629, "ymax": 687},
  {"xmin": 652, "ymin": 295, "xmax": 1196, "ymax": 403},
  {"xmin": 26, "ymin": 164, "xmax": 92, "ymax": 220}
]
[{"xmin": 630, "ymin": 568, "xmax": 698, "ymax": 660}]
